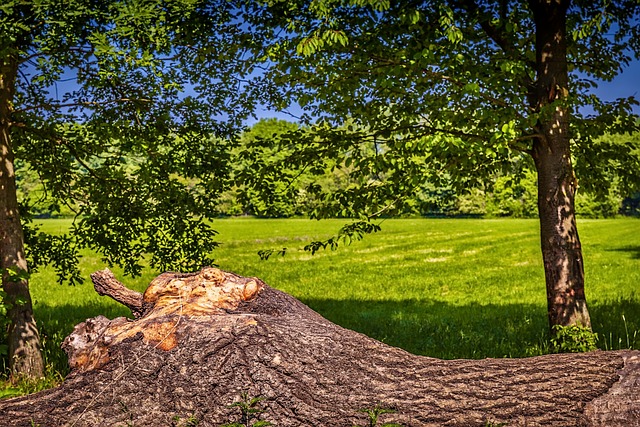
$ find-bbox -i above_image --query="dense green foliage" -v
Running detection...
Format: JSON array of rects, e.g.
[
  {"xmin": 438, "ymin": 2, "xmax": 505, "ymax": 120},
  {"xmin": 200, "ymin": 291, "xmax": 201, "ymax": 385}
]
[
  {"xmin": 15, "ymin": 115, "xmax": 638, "ymax": 226},
  {"xmin": 236, "ymin": 0, "xmax": 640, "ymax": 221},
  {"xmin": 212, "ymin": 119, "xmax": 638, "ymax": 219},
  {"xmin": 2, "ymin": 217, "xmax": 638, "ymax": 396},
  {"xmin": 3, "ymin": 0, "xmax": 268, "ymax": 281},
  {"xmin": 18, "ymin": 116, "xmax": 637, "ymax": 221}
]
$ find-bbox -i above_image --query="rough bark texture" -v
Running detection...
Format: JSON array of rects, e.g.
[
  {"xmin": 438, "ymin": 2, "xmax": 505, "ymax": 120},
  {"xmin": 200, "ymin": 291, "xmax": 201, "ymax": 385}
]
[
  {"xmin": 0, "ymin": 267, "xmax": 638, "ymax": 427},
  {"xmin": 0, "ymin": 56, "xmax": 44, "ymax": 377},
  {"xmin": 529, "ymin": 0, "xmax": 591, "ymax": 329}
]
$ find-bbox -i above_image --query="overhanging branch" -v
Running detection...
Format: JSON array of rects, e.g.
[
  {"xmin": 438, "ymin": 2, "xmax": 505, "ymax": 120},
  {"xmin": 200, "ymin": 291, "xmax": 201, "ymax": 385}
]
[{"xmin": 15, "ymin": 97, "xmax": 152, "ymax": 114}]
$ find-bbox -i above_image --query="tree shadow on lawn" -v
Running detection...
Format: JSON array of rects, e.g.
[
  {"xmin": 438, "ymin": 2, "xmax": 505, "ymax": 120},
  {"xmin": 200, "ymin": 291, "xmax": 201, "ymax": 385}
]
[
  {"xmin": 606, "ymin": 245, "xmax": 640, "ymax": 260},
  {"xmin": 302, "ymin": 298, "xmax": 549, "ymax": 359},
  {"xmin": 589, "ymin": 296, "xmax": 640, "ymax": 349},
  {"xmin": 0, "ymin": 301, "xmax": 132, "ymax": 377},
  {"xmin": 302, "ymin": 297, "xmax": 640, "ymax": 359}
]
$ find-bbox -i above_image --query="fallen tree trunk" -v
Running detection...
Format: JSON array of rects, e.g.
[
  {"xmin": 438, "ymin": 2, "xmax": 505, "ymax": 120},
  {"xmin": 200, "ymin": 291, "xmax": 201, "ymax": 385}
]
[{"xmin": 1, "ymin": 267, "xmax": 638, "ymax": 426}]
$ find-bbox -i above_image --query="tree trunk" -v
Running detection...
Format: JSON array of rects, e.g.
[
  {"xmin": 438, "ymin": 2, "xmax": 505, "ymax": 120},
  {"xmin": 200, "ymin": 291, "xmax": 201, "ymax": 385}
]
[
  {"xmin": 0, "ymin": 267, "xmax": 638, "ymax": 426},
  {"xmin": 0, "ymin": 57, "xmax": 44, "ymax": 377},
  {"xmin": 529, "ymin": 0, "xmax": 591, "ymax": 329}
]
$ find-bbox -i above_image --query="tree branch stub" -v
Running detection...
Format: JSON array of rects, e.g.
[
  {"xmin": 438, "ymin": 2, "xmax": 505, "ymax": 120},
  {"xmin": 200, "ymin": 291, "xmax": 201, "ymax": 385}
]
[{"xmin": 90, "ymin": 268, "xmax": 144, "ymax": 318}]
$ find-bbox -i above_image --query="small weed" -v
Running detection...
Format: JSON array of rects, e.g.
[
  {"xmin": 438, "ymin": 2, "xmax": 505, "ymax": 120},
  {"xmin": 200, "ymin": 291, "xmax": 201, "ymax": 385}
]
[
  {"xmin": 353, "ymin": 403, "xmax": 402, "ymax": 427},
  {"xmin": 118, "ymin": 400, "xmax": 135, "ymax": 427},
  {"xmin": 221, "ymin": 391, "xmax": 272, "ymax": 427},
  {"xmin": 600, "ymin": 314, "xmax": 639, "ymax": 351},
  {"xmin": 171, "ymin": 414, "xmax": 199, "ymax": 427},
  {"xmin": 484, "ymin": 422, "xmax": 507, "ymax": 427},
  {"xmin": 550, "ymin": 324, "xmax": 598, "ymax": 353},
  {"xmin": 0, "ymin": 385, "xmax": 22, "ymax": 399}
]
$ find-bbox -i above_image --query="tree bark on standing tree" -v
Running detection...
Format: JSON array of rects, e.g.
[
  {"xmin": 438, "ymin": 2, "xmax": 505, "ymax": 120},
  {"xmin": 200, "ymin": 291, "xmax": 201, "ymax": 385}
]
[
  {"xmin": 528, "ymin": 0, "xmax": 591, "ymax": 330},
  {"xmin": 0, "ymin": 55, "xmax": 45, "ymax": 378}
]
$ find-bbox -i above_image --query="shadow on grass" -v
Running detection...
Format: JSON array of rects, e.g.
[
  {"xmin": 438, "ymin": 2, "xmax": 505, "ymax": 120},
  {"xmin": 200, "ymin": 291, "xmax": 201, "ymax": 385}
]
[
  {"xmin": 590, "ymin": 296, "xmax": 640, "ymax": 350},
  {"xmin": 606, "ymin": 245, "xmax": 640, "ymax": 259},
  {"xmin": 303, "ymin": 299, "xmax": 550, "ymax": 359},
  {"xmin": 8, "ymin": 295, "xmax": 638, "ymax": 380},
  {"xmin": 301, "ymin": 297, "xmax": 640, "ymax": 359},
  {"xmin": 2, "ymin": 301, "xmax": 134, "ymax": 378}
]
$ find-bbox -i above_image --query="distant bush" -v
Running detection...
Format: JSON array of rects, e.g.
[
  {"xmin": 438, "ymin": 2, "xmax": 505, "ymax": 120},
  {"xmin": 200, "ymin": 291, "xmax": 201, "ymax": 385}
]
[
  {"xmin": 414, "ymin": 182, "xmax": 457, "ymax": 216},
  {"xmin": 456, "ymin": 188, "xmax": 487, "ymax": 216},
  {"xmin": 485, "ymin": 171, "xmax": 538, "ymax": 218},
  {"xmin": 575, "ymin": 190, "xmax": 622, "ymax": 218}
]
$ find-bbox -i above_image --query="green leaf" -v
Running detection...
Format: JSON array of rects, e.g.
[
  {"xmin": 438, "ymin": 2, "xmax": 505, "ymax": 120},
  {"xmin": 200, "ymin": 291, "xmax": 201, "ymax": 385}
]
[{"xmin": 463, "ymin": 83, "xmax": 480, "ymax": 93}]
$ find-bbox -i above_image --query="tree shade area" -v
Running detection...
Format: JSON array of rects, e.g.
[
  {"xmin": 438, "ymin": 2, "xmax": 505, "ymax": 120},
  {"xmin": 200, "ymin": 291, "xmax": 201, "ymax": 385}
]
[
  {"xmin": 238, "ymin": 0, "xmax": 640, "ymax": 333},
  {"xmin": 0, "ymin": 0, "xmax": 639, "ymax": 382}
]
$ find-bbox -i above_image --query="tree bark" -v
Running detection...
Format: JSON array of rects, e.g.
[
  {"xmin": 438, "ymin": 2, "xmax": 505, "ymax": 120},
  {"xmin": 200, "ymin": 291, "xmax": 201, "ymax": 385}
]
[
  {"xmin": 0, "ymin": 267, "xmax": 638, "ymax": 426},
  {"xmin": 0, "ymin": 56, "xmax": 44, "ymax": 378},
  {"xmin": 528, "ymin": 0, "xmax": 591, "ymax": 329}
]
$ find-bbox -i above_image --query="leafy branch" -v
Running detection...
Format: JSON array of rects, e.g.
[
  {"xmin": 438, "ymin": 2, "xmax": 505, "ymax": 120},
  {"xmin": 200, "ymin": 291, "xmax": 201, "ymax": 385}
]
[
  {"xmin": 15, "ymin": 97, "xmax": 152, "ymax": 114},
  {"xmin": 303, "ymin": 220, "xmax": 382, "ymax": 255}
]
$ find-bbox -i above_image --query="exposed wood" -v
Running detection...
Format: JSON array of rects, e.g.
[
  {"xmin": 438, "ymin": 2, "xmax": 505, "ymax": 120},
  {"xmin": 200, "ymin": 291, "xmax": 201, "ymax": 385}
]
[{"xmin": 0, "ymin": 268, "xmax": 638, "ymax": 426}]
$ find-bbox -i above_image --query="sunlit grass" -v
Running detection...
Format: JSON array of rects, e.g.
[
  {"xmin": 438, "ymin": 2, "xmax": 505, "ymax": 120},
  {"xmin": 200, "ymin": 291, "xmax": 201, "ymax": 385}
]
[
  {"xmin": 3, "ymin": 217, "xmax": 638, "ymax": 394},
  {"xmin": 208, "ymin": 217, "xmax": 640, "ymax": 359}
]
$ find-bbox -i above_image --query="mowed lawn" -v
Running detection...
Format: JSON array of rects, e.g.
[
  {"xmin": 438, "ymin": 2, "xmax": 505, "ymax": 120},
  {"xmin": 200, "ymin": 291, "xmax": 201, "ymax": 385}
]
[{"xmin": 28, "ymin": 218, "xmax": 640, "ymax": 372}]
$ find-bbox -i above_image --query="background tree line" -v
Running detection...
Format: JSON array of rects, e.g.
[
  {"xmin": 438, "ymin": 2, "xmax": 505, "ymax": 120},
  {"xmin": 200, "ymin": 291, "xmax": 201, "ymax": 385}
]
[
  {"xmin": 17, "ymin": 118, "xmax": 639, "ymax": 220},
  {"xmin": 158, "ymin": 118, "xmax": 640, "ymax": 219}
]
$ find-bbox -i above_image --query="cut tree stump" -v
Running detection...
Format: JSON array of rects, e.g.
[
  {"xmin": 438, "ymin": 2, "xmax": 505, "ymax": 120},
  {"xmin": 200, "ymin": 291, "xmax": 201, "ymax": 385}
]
[{"xmin": 1, "ymin": 267, "xmax": 639, "ymax": 426}]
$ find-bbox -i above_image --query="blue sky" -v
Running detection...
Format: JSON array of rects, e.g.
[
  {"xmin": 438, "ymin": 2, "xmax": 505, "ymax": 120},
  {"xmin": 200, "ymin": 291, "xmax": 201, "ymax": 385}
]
[
  {"xmin": 586, "ymin": 59, "xmax": 640, "ymax": 115},
  {"xmin": 41, "ymin": 55, "xmax": 640, "ymax": 125},
  {"xmin": 250, "ymin": 59, "xmax": 640, "ymax": 123}
]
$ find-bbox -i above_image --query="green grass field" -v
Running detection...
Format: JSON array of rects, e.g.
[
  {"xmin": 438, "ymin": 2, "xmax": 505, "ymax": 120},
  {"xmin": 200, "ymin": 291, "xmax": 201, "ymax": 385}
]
[{"xmin": 3, "ymin": 217, "xmax": 640, "ymax": 396}]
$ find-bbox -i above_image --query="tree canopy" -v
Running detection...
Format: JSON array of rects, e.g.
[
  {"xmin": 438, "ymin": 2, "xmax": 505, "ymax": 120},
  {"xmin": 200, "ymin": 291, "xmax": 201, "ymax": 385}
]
[
  {"xmin": 230, "ymin": 0, "xmax": 640, "ymax": 236},
  {"xmin": 5, "ymin": 0, "xmax": 269, "ymax": 278},
  {"xmin": 1, "ymin": 0, "xmax": 265, "ymax": 376}
]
